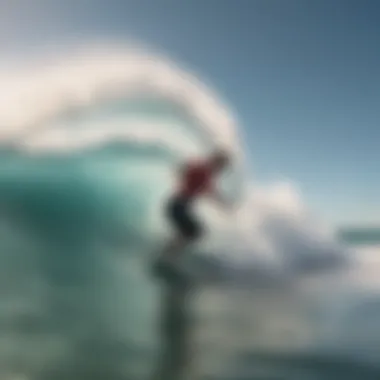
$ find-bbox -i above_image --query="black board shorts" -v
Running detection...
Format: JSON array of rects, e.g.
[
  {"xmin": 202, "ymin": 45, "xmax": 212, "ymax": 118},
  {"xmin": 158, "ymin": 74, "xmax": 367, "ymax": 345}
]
[{"xmin": 166, "ymin": 195, "xmax": 203, "ymax": 239}]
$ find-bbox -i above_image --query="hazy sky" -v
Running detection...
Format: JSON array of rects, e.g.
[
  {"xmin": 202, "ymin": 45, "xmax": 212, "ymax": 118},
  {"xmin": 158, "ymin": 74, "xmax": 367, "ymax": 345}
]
[{"xmin": 1, "ymin": 0, "xmax": 379, "ymax": 226}]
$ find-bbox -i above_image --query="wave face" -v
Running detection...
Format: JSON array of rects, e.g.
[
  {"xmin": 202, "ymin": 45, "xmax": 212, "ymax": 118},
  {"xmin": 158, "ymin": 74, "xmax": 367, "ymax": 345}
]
[{"xmin": 0, "ymin": 44, "xmax": 379, "ymax": 380}]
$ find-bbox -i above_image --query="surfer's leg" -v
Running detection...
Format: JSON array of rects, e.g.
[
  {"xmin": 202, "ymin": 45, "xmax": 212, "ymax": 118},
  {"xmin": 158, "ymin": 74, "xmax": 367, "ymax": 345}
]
[
  {"xmin": 152, "ymin": 234, "xmax": 192, "ymax": 282},
  {"xmin": 160, "ymin": 234, "xmax": 190, "ymax": 261},
  {"xmin": 155, "ymin": 196, "xmax": 203, "ymax": 271}
]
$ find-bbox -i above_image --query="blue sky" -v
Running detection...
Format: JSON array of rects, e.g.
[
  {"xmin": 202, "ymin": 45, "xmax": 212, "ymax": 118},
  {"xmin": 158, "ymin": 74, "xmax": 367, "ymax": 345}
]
[{"xmin": 1, "ymin": 0, "xmax": 379, "ymax": 226}]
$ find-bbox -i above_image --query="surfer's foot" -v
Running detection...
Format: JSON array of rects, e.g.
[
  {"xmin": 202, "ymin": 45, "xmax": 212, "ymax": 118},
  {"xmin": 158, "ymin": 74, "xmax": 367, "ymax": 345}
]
[
  {"xmin": 152, "ymin": 257, "xmax": 177, "ymax": 277},
  {"xmin": 152, "ymin": 257, "xmax": 190, "ymax": 288}
]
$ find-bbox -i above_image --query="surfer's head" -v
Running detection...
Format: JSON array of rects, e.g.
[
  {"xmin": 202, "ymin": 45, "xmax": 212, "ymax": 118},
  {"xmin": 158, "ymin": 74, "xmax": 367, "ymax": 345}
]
[{"xmin": 209, "ymin": 148, "xmax": 230, "ymax": 172}]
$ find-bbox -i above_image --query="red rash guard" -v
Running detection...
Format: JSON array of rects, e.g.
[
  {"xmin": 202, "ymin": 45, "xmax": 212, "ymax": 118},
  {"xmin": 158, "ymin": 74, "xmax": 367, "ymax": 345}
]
[{"xmin": 177, "ymin": 161, "xmax": 214, "ymax": 199}]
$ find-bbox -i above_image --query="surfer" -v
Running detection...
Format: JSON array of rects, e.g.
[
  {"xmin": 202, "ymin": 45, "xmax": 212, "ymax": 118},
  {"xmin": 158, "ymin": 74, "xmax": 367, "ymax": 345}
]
[
  {"xmin": 151, "ymin": 149, "xmax": 232, "ymax": 380},
  {"xmin": 153, "ymin": 149, "xmax": 232, "ymax": 282}
]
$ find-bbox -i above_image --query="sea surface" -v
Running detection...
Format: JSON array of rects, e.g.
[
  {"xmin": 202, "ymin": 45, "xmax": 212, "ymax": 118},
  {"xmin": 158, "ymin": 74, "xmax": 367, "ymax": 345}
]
[{"xmin": 0, "ymin": 45, "xmax": 379, "ymax": 380}]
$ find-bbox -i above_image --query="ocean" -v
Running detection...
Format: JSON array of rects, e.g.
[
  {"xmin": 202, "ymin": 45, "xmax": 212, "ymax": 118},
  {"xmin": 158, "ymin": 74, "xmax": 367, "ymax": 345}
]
[{"xmin": 0, "ymin": 45, "xmax": 379, "ymax": 380}]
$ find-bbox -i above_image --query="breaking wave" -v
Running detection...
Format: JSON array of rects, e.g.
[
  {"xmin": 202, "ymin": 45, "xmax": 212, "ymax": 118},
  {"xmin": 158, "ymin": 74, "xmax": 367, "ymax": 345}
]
[{"xmin": 0, "ymin": 43, "xmax": 379, "ymax": 380}]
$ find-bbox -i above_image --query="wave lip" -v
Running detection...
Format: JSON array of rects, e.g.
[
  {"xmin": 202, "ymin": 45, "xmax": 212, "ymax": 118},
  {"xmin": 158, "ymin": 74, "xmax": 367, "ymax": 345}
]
[{"xmin": 0, "ymin": 45, "xmax": 242, "ymax": 161}]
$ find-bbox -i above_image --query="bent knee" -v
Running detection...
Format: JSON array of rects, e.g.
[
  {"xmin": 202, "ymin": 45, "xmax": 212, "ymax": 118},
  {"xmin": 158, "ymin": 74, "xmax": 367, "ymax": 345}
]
[{"xmin": 187, "ymin": 224, "xmax": 203, "ymax": 241}]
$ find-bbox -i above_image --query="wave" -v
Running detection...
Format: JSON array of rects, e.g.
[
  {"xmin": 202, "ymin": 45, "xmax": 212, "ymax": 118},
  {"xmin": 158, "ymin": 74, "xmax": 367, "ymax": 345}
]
[{"xmin": 0, "ymin": 43, "xmax": 379, "ymax": 379}]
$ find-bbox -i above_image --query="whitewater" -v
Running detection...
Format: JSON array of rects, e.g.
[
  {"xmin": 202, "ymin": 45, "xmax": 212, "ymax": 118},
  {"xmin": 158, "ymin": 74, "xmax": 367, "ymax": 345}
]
[{"xmin": 0, "ymin": 44, "xmax": 380, "ymax": 380}]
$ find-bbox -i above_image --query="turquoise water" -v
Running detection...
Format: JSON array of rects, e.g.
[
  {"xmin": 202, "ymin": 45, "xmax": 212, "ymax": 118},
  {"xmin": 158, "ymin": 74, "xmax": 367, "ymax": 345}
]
[
  {"xmin": 2, "ymin": 127, "xmax": 380, "ymax": 380},
  {"xmin": 338, "ymin": 228, "xmax": 380, "ymax": 246},
  {"xmin": 0, "ymin": 151, "xmax": 159, "ymax": 378}
]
